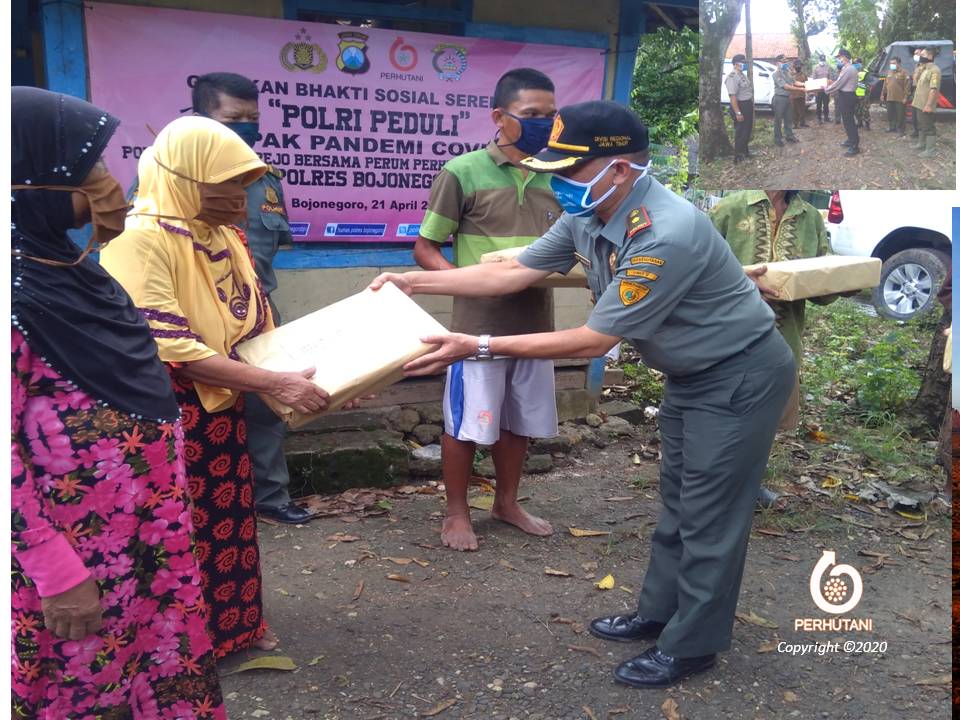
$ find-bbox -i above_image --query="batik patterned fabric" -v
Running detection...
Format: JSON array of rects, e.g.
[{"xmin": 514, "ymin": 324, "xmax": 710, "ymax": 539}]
[
  {"xmin": 11, "ymin": 327, "xmax": 226, "ymax": 720},
  {"xmin": 708, "ymin": 190, "xmax": 832, "ymax": 363},
  {"xmin": 168, "ymin": 370, "xmax": 267, "ymax": 658}
]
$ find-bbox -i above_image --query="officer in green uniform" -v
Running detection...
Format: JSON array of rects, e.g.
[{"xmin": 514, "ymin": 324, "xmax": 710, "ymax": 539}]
[
  {"xmin": 881, "ymin": 56, "xmax": 910, "ymax": 135},
  {"xmin": 911, "ymin": 46, "xmax": 942, "ymax": 158},
  {"xmin": 369, "ymin": 102, "xmax": 795, "ymax": 689},
  {"xmin": 853, "ymin": 58, "xmax": 871, "ymax": 130}
]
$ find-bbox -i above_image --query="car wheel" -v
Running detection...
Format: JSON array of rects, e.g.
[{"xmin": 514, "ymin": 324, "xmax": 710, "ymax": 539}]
[{"xmin": 872, "ymin": 248, "xmax": 949, "ymax": 320}]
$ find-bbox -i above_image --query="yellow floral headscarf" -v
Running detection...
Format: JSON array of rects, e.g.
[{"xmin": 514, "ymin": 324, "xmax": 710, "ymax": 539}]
[{"xmin": 101, "ymin": 116, "xmax": 272, "ymax": 412}]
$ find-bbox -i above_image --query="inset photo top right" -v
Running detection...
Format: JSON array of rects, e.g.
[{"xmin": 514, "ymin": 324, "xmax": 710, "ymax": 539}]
[{"xmin": 697, "ymin": 0, "xmax": 956, "ymax": 190}]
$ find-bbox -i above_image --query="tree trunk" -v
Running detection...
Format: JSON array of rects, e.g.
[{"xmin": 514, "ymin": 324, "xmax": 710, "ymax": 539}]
[
  {"xmin": 790, "ymin": 0, "xmax": 812, "ymax": 62},
  {"xmin": 912, "ymin": 311, "xmax": 950, "ymax": 432},
  {"xmin": 699, "ymin": 0, "xmax": 745, "ymax": 162}
]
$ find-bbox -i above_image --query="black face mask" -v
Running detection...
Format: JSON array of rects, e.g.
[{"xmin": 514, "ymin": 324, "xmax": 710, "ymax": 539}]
[{"xmin": 918, "ymin": 56, "xmax": 932, "ymax": 64}]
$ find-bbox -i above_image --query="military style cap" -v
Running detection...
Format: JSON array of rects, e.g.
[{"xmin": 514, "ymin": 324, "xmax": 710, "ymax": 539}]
[
  {"xmin": 732, "ymin": 53, "xmax": 746, "ymax": 64},
  {"xmin": 836, "ymin": 48, "xmax": 852, "ymax": 59},
  {"xmin": 521, "ymin": 100, "xmax": 649, "ymax": 172}
]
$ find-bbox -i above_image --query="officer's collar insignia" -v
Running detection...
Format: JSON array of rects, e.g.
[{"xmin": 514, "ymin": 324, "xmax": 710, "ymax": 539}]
[
  {"xmin": 608, "ymin": 250, "xmax": 617, "ymax": 274},
  {"xmin": 626, "ymin": 206, "xmax": 652, "ymax": 240}
]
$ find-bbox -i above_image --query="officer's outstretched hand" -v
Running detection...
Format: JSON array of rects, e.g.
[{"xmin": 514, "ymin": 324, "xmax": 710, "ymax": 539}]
[
  {"xmin": 745, "ymin": 265, "xmax": 781, "ymax": 301},
  {"xmin": 404, "ymin": 333, "xmax": 476, "ymax": 376},
  {"xmin": 369, "ymin": 273, "xmax": 413, "ymax": 295}
]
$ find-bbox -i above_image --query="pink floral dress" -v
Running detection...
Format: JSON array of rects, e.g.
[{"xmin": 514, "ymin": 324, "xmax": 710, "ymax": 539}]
[{"xmin": 11, "ymin": 327, "xmax": 227, "ymax": 720}]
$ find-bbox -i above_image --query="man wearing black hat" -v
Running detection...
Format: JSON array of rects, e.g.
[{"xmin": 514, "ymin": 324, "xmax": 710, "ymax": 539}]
[
  {"xmin": 725, "ymin": 54, "xmax": 754, "ymax": 162},
  {"xmin": 824, "ymin": 49, "xmax": 861, "ymax": 156},
  {"xmin": 369, "ymin": 101, "xmax": 795, "ymax": 688}
]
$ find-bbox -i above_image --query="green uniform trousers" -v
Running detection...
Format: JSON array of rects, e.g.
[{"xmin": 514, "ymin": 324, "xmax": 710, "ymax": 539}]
[{"xmin": 637, "ymin": 331, "xmax": 795, "ymax": 657}]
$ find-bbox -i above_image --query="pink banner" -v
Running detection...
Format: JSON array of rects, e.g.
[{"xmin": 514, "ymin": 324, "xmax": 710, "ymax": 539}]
[{"xmin": 84, "ymin": 3, "xmax": 606, "ymax": 242}]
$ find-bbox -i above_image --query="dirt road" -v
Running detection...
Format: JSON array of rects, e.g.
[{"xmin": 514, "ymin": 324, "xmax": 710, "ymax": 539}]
[
  {"xmin": 697, "ymin": 107, "xmax": 956, "ymax": 190},
  {"xmin": 217, "ymin": 436, "xmax": 951, "ymax": 720}
]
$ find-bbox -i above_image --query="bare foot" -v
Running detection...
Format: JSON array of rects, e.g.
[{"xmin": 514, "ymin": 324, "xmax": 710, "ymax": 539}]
[
  {"xmin": 253, "ymin": 627, "xmax": 279, "ymax": 651},
  {"xmin": 491, "ymin": 502, "xmax": 554, "ymax": 537},
  {"xmin": 441, "ymin": 513, "xmax": 479, "ymax": 551}
]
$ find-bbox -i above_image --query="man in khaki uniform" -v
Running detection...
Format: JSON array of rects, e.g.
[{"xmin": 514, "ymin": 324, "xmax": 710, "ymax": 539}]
[
  {"xmin": 911, "ymin": 46, "xmax": 942, "ymax": 157},
  {"xmin": 881, "ymin": 56, "xmax": 910, "ymax": 135},
  {"xmin": 725, "ymin": 54, "xmax": 754, "ymax": 163}
]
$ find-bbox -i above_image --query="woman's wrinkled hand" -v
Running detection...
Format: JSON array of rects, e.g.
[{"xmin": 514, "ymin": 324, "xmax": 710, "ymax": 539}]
[
  {"xmin": 269, "ymin": 367, "xmax": 330, "ymax": 414},
  {"xmin": 41, "ymin": 577, "xmax": 103, "ymax": 640}
]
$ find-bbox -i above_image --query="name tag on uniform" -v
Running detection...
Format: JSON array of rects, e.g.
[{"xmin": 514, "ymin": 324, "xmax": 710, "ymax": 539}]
[{"xmin": 574, "ymin": 252, "xmax": 593, "ymax": 270}]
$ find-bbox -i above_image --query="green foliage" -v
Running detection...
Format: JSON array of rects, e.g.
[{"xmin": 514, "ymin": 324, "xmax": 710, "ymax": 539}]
[
  {"xmin": 622, "ymin": 362, "xmax": 664, "ymax": 406},
  {"xmin": 836, "ymin": 0, "xmax": 883, "ymax": 59},
  {"xmin": 803, "ymin": 300, "xmax": 929, "ymax": 417},
  {"xmin": 879, "ymin": 0, "xmax": 956, "ymax": 49},
  {"xmin": 630, "ymin": 26, "xmax": 699, "ymax": 148}
]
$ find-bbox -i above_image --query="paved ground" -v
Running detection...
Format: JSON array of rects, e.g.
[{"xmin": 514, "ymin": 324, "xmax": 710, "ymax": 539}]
[
  {"xmin": 697, "ymin": 107, "xmax": 956, "ymax": 190},
  {"xmin": 218, "ymin": 435, "xmax": 951, "ymax": 720}
]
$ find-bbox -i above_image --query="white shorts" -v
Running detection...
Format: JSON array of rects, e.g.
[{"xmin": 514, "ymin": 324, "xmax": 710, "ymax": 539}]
[{"xmin": 443, "ymin": 358, "xmax": 558, "ymax": 445}]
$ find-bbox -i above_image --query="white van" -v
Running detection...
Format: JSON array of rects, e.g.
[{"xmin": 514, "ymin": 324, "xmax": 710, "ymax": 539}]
[
  {"xmin": 720, "ymin": 59, "xmax": 778, "ymax": 108},
  {"xmin": 826, "ymin": 190, "xmax": 953, "ymax": 320}
]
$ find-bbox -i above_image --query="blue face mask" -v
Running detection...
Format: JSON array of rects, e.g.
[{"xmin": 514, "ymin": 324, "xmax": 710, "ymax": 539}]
[
  {"xmin": 740, "ymin": 62, "xmax": 749, "ymax": 71},
  {"xmin": 501, "ymin": 112, "xmax": 554, "ymax": 155},
  {"xmin": 222, "ymin": 121, "xmax": 260, "ymax": 148},
  {"xmin": 781, "ymin": 63, "xmax": 791, "ymax": 72},
  {"xmin": 550, "ymin": 159, "xmax": 651, "ymax": 218},
  {"xmin": 853, "ymin": 63, "xmax": 862, "ymax": 70}
]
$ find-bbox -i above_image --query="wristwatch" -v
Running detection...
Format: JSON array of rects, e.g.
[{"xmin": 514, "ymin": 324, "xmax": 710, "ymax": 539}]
[{"xmin": 476, "ymin": 334, "xmax": 493, "ymax": 360}]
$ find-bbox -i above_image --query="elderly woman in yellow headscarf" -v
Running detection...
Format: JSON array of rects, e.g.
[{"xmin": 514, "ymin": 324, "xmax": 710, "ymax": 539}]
[{"xmin": 101, "ymin": 116, "xmax": 328, "ymax": 656}]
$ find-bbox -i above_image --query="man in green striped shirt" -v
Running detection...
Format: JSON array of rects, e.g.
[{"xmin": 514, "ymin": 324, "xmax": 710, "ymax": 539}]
[{"xmin": 413, "ymin": 68, "xmax": 563, "ymax": 551}]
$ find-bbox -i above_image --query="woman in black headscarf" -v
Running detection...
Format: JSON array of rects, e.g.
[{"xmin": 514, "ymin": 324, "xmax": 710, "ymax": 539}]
[{"xmin": 11, "ymin": 87, "xmax": 226, "ymax": 719}]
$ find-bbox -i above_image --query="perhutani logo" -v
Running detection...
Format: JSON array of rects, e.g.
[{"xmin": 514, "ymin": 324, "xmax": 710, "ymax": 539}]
[
  {"xmin": 390, "ymin": 37, "xmax": 418, "ymax": 71},
  {"xmin": 794, "ymin": 550, "xmax": 873, "ymax": 632}
]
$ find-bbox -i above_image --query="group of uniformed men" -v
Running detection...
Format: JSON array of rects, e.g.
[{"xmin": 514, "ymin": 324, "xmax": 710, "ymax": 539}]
[{"xmin": 724, "ymin": 44, "xmax": 943, "ymax": 160}]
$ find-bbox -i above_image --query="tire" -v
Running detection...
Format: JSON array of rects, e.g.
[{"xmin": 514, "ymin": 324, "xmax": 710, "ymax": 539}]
[{"xmin": 872, "ymin": 248, "xmax": 949, "ymax": 321}]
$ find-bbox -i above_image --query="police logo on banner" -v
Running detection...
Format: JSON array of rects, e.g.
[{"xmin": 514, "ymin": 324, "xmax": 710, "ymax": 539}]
[
  {"xmin": 432, "ymin": 43, "xmax": 468, "ymax": 81},
  {"xmin": 280, "ymin": 28, "xmax": 327, "ymax": 73},
  {"xmin": 337, "ymin": 31, "xmax": 371, "ymax": 74}
]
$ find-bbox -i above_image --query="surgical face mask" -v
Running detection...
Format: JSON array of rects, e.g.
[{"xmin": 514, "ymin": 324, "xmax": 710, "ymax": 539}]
[
  {"xmin": 818, "ymin": 60, "xmax": 826, "ymax": 66},
  {"xmin": 913, "ymin": 53, "xmax": 921, "ymax": 62},
  {"xmin": 550, "ymin": 159, "xmax": 650, "ymax": 218},
  {"xmin": 153, "ymin": 156, "xmax": 249, "ymax": 227},
  {"xmin": 222, "ymin": 121, "xmax": 260, "ymax": 148},
  {"xmin": 12, "ymin": 172, "xmax": 131, "ymax": 265},
  {"xmin": 499, "ymin": 111, "xmax": 554, "ymax": 155},
  {"xmin": 781, "ymin": 63, "xmax": 791, "ymax": 71},
  {"xmin": 853, "ymin": 63, "xmax": 862, "ymax": 70},
  {"xmin": 889, "ymin": 63, "xmax": 898, "ymax": 71},
  {"xmin": 740, "ymin": 62, "xmax": 749, "ymax": 71}
]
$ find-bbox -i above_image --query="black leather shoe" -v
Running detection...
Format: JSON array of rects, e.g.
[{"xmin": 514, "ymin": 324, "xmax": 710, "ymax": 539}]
[
  {"xmin": 844, "ymin": 147, "xmax": 860, "ymax": 156},
  {"xmin": 257, "ymin": 503, "xmax": 316, "ymax": 524},
  {"xmin": 786, "ymin": 136, "xmax": 799, "ymax": 143},
  {"xmin": 774, "ymin": 139, "xmax": 784, "ymax": 147},
  {"xmin": 614, "ymin": 646, "xmax": 716, "ymax": 688},
  {"xmin": 589, "ymin": 613, "xmax": 666, "ymax": 643},
  {"xmin": 839, "ymin": 140, "xmax": 851, "ymax": 146}
]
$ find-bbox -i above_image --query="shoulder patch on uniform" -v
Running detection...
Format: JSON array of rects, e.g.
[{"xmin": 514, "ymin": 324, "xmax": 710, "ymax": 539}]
[
  {"xmin": 265, "ymin": 186, "xmax": 279, "ymax": 204},
  {"xmin": 267, "ymin": 164, "xmax": 284, "ymax": 178},
  {"xmin": 625, "ymin": 268, "xmax": 658, "ymax": 281},
  {"xmin": 619, "ymin": 280, "xmax": 649, "ymax": 306},
  {"xmin": 629, "ymin": 255, "xmax": 665, "ymax": 267},
  {"xmin": 626, "ymin": 206, "xmax": 652, "ymax": 239}
]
